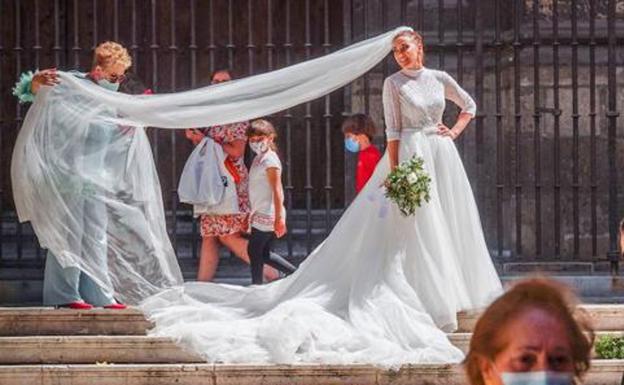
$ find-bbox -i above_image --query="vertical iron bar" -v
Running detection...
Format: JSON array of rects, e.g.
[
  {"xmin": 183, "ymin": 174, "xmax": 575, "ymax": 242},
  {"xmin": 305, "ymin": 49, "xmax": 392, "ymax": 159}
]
[
  {"xmin": 72, "ymin": 0, "xmax": 81, "ymax": 69},
  {"xmin": 552, "ymin": 0, "xmax": 561, "ymax": 257},
  {"xmin": 190, "ymin": 0, "xmax": 198, "ymax": 259},
  {"xmin": 131, "ymin": 0, "xmax": 138, "ymax": 71},
  {"xmin": 381, "ymin": 0, "xmax": 388, "ymax": 80},
  {"xmin": 456, "ymin": 0, "xmax": 464, "ymax": 155},
  {"xmin": 0, "ymin": 0, "xmax": 4, "ymax": 259},
  {"xmin": 571, "ymin": 0, "xmax": 580, "ymax": 258},
  {"xmin": 14, "ymin": 0, "xmax": 23, "ymax": 260},
  {"xmin": 474, "ymin": 0, "xmax": 484, "ymax": 209},
  {"xmin": 323, "ymin": 0, "xmax": 332, "ymax": 234},
  {"xmin": 150, "ymin": 0, "xmax": 159, "ymax": 160},
  {"xmin": 34, "ymin": 0, "xmax": 42, "ymax": 259},
  {"xmin": 606, "ymin": 0, "xmax": 619, "ymax": 258},
  {"xmin": 513, "ymin": 0, "xmax": 522, "ymax": 257},
  {"xmin": 34, "ymin": 0, "xmax": 41, "ymax": 69},
  {"xmin": 532, "ymin": 0, "xmax": 542, "ymax": 258},
  {"xmin": 92, "ymin": 0, "xmax": 98, "ymax": 50},
  {"xmin": 417, "ymin": 0, "xmax": 424, "ymax": 32},
  {"xmin": 208, "ymin": 0, "xmax": 215, "ymax": 73},
  {"xmin": 437, "ymin": 0, "xmax": 444, "ymax": 69},
  {"xmin": 363, "ymin": 0, "xmax": 369, "ymax": 115},
  {"xmin": 113, "ymin": 0, "xmax": 119, "ymax": 41},
  {"xmin": 589, "ymin": 0, "xmax": 597, "ymax": 257},
  {"xmin": 227, "ymin": 0, "xmax": 234, "ymax": 69},
  {"xmin": 247, "ymin": 0, "xmax": 254, "ymax": 75},
  {"xmin": 189, "ymin": 0, "xmax": 197, "ymax": 87},
  {"xmin": 169, "ymin": 0, "xmax": 178, "ymax": 251},
  {"xmin": 400, "ymin": 0, "xmax": 406, "ymax": 24},
  {"xmin": 266, "ymin": 0, "xmax": 273, "ymax": 71},
  {"xmin": 284, "ymin": 0, "xmax": 294, "ymax": 258},
  {"xmin": 343, "ymin": 0, "xmax": 356, "ymax": 204},
  {"xmin": 53, "ymin": 0, "xmax": 61, "ymax": 67},
  {"xmin": 304, "ymin": 0, "xmax": 313, "ymax": 254},
  {"xmin": 494, "ymin": 0, "xmax": 503, "ymax": 257}
]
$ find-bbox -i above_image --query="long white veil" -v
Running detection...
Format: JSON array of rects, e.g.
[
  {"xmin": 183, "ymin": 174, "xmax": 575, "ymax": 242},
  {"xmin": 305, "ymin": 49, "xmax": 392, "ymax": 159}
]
[{"xmin": 11, "ymin": 26, "xmax": 411, "ymax": 305}]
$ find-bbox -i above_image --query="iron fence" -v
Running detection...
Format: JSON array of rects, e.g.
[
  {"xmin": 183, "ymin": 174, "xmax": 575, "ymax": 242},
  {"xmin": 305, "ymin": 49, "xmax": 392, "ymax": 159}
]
[{"xmin": 0, "ymin": 0, "xmax": 622, "ymax": 274}]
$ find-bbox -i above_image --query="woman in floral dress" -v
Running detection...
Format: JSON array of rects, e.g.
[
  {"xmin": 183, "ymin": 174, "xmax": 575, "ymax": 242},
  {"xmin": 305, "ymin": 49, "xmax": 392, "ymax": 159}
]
[{"xmin": 185, "ymin": 69, "xmax": 279, "ymax": 282}]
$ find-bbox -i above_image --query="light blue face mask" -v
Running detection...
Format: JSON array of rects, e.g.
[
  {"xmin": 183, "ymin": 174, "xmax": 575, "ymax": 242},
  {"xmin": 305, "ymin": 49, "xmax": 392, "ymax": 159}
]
[
  {"xmin": 344, "ymin": 137, "xmax": 360, "ymax": 153},
  {"xmin": 501, "ymin": 371, "xmax": 574, "ymax": 385},
  {"xmin": 97, "ymin": 79, "xmax": 120, "ymax": 92}
]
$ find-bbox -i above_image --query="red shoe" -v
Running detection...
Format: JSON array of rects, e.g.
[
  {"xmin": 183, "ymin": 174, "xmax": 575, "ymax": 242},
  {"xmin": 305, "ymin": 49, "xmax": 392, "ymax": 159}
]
[
  {"xmin": 103, "ymin": 303, "xmax": 127, "ymax": 310},
  {"xmin": 59, "ymin": 301, "xmax": 93, "ymax": 310}
]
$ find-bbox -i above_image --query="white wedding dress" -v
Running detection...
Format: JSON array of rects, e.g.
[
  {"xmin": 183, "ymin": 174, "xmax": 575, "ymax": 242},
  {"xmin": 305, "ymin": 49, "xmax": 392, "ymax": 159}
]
[
  {"xmin": 140, "ymin": 67, "xmax": 502, "ymax": 366},
  {"xmin": 11, "ymin": 25, "xmax": 501, "ymax": 366}
]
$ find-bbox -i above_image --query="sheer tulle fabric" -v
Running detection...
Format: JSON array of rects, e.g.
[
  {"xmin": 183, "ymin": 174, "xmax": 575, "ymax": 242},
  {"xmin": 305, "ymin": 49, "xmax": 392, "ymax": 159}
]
[
  {"xmin": 11, "ymin": 85, "xmax": 184, "ymax": 302},
  {"xmin": 142, "ymin": 144, "xmax": 464, "ymax": 365},
  {"xmin": 11, "ymin": 26, "xmax": 410, "ymax": 304}
]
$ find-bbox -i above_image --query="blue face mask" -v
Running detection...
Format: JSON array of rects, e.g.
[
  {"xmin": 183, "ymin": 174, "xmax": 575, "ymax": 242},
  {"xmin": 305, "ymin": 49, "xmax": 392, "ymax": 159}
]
[
  {"xmin": 501, "ymin": 371, "xmax": 573, "ymax": 385},
  {"xmin": 344, "ymin": 137, "xmax": 360, "ymax": 153},
  {"xmin": 97, "ymin": 79, "xmax": 120, "ymax": 92}
]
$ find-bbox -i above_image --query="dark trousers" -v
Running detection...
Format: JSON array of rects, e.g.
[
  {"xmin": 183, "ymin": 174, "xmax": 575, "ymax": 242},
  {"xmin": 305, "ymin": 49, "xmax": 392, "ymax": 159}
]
[{"xmin": 248, "ymin": 227, "xmax": 296, "ymax": 284}]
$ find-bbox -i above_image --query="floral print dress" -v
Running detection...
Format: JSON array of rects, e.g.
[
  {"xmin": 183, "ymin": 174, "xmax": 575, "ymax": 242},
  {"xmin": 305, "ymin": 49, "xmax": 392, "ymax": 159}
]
[{"xmin": 200, "ymin": 122, "xmax": 250, "ymax": 237}]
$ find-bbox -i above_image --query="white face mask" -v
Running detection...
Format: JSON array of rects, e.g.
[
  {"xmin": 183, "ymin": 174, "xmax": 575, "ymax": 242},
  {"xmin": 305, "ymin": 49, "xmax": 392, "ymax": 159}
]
[
  {"xmin": 249, "ymin": 140, "xmax": 269, "ymax": 154},
  {"xmin": 501, "ymin": 371, "xmax": 574, "ymax": 385}
]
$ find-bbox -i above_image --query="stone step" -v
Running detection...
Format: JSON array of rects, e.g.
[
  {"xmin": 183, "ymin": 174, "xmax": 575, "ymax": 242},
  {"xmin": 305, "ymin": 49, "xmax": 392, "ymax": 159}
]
[
  {"xmin": 0, "ymin": 361, "xmax": 622, "ymax": 385},
  {"xmin": 0, "ymin": 307, "xmax": 150, "ymax": 336},
  {"xmin": 456, "ymin": 304, "xmax": 624, "ymax": 332},
  {"xmin": 1, "ymin": 331, "xmax": 622, "ymax": 365},
  {"xmin": 3, "ymin": 305, "xmax": 624, "ymax": 337}
]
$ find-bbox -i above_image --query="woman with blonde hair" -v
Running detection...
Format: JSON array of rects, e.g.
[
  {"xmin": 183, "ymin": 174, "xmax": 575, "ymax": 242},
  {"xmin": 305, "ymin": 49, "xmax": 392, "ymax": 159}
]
[{"xmin": 13, "ymin": 41, "xmax": 140, "ymax": 310}]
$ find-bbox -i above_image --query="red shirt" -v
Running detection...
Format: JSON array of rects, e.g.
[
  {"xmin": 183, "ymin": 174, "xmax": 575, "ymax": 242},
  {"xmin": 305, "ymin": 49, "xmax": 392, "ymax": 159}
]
[{"xmin": 356, "ymin": 145, "xmax": 382, "ymax": 193}]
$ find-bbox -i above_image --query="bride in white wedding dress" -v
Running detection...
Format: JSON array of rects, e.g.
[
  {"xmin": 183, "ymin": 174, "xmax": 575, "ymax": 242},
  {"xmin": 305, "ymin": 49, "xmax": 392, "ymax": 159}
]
[
  {"xmin": 140, "ymin": 30, "xmax": 502, "ymax": 365},
  {"xmin": 12, "ymin": 25, "xmax": 501, "ymax": 366}
]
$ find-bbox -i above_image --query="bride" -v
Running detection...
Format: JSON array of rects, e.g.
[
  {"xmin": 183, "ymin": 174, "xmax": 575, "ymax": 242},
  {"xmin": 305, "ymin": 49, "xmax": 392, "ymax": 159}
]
[
  {"xmin": 140, "ymin": 29, "xmax": 501, "ymax": 365},
  {"xmin": 12, "ymin": 26, "xmax": 501, "ymax": 366}
]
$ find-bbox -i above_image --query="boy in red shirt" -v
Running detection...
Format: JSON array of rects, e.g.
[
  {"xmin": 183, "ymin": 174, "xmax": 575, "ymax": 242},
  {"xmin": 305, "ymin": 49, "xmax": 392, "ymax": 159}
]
[{"xmin": 342, "ymin": 114, "xmax": 382, "ymax": 193}]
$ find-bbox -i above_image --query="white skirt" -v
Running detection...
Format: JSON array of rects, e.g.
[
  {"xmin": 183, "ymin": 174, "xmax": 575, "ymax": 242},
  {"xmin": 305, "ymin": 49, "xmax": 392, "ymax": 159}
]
[{"xmin": 140, "ymin": 127, "xmax": 502, "ymax": 366}]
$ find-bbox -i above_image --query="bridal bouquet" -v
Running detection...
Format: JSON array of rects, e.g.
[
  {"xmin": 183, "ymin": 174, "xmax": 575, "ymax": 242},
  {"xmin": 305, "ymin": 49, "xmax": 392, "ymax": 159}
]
[{"xmin": 385, "ymin": 156, "xmax": 431, "ymax": 216}]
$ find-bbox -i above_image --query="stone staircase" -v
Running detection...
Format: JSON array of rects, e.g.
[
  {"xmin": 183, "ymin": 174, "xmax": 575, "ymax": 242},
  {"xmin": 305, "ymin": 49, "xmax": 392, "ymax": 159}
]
[{"xmin": 0, "ymin": 306, "xmax": 623, "ymax": 384}]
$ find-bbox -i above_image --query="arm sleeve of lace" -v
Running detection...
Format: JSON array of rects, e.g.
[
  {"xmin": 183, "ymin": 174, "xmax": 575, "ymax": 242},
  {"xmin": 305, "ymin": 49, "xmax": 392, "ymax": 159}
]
[
  {"xmin": 382, "ymin": 78, "xmax": 402, "ymax": 142},
  {"xmin": 441, "ymin": 71, "xmax": 477, "ymax": 116}
]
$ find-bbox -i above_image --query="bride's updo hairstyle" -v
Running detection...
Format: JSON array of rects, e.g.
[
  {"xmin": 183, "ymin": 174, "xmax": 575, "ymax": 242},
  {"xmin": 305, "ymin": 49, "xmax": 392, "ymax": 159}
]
[
  {"xmin": 392, "ymin": 30, "xmax": 425, "ymax": 62},
  {"xmin": 463, "ymin": 278, "xmax": 593, "ymax": 385}
]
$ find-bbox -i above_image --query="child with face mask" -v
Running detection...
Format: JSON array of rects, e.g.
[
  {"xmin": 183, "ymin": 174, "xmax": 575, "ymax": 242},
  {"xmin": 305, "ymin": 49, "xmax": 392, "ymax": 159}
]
[
  {"xmin": 341, "ymin": 114, "xmax": 382, "ymax": 194},
  {"xmin": 245, "ymin": 119, "xmax": 297, "ymax": 284}
]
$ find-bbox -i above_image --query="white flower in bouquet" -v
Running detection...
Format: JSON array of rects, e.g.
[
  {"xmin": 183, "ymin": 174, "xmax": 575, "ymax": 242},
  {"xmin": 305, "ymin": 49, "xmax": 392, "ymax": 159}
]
[{"xmin": 384, "ymin": 156, "xmax": 431, "ymax": 216}]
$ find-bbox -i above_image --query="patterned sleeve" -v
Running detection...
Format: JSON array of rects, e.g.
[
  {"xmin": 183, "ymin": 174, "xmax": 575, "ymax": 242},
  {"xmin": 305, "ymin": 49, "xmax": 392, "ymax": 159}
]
[
  {"xmin": 224, "ymin": 121, "xmax": 250, "ymax": 143},
  {"xmin": 382, "ymin": 77, "xmax": 402, "ymax": 142},
  {"xmin": 441, "ymin": 71, "xmax": 477, "ymax": 116}
]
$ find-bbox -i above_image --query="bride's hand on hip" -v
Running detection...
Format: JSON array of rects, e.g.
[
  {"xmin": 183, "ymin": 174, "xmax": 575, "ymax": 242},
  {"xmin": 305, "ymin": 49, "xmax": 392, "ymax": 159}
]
[{"xmin": 437, "ymin": 123, "xmax": 458, "ymax": 140}]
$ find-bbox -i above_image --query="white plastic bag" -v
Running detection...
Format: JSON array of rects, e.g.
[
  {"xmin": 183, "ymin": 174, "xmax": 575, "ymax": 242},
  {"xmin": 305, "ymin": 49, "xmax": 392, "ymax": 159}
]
[
  {"xmin": 178, "ymin": 137, "xmax": 225, "ymax": 206},
  {"xmin": 178, "ymin": 137, "xmax": 240, "ymax": 216},
  {"xmin": 193, "ymin": 174, "xmax": 239, "ymax": 217}
]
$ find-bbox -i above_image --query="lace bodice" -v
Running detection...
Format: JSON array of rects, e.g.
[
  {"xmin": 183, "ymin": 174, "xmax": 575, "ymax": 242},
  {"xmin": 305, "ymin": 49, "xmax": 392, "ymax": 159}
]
[{"xmin": 382, "ymin": 67, "xmax": 476, "ymax": 141}]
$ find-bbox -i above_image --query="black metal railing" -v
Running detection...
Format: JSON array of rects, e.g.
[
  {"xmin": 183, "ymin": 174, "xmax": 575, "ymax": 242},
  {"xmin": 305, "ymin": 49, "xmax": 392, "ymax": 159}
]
[{"xmin": 0, "ymin": 0, "xmax": 622, "ymax": 273}]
